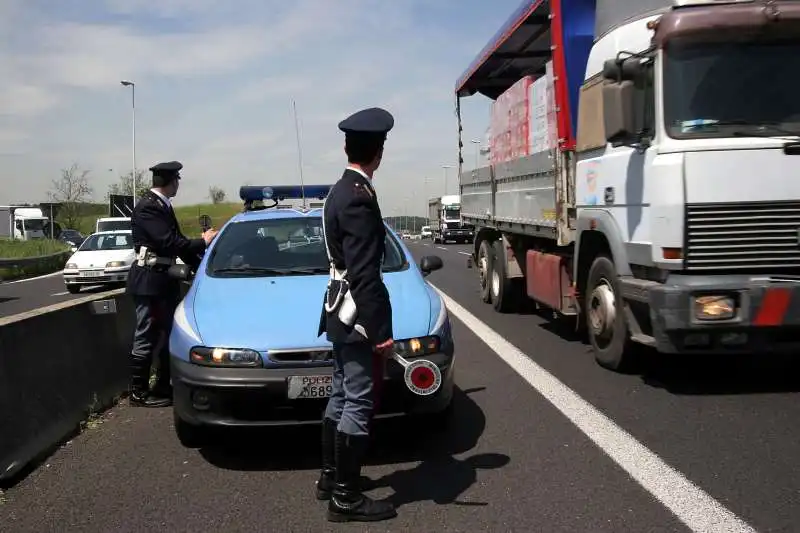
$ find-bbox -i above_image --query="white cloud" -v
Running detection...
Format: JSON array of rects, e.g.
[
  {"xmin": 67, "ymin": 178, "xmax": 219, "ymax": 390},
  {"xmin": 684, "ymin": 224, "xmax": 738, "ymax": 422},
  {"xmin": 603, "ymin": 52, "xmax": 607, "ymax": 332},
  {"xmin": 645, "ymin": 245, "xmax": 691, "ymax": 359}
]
[{"xmin": 0, "ymin": 0, "xmax": 514, "ymax": 214}]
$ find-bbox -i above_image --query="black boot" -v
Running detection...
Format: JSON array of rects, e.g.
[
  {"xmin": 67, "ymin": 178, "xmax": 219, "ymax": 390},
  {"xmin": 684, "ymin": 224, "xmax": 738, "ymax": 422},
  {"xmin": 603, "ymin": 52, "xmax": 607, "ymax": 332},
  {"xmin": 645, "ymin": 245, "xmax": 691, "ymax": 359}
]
[
  {"xmin": 327, "ymin": 432, "xmax": 396, "ymax": 523},
  {"xmin": 315, "ymin": 417, "xmax": 337, "ymax": 500},
  {"xmin": 129, "ymin": 353, "xmax": 171, "ymax": 408}
]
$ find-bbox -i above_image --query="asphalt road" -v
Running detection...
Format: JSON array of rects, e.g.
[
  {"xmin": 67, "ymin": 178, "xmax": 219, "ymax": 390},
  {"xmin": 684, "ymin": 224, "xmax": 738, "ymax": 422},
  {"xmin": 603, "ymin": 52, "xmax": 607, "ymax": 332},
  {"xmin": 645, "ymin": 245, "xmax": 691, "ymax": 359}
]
[
  {"xmin": 2, "ymin": 240, "xmax": 799, "ymax": 532},
  {"xmin": 0, "ymin": 272, "xmax": 110, "ymax": 318}
]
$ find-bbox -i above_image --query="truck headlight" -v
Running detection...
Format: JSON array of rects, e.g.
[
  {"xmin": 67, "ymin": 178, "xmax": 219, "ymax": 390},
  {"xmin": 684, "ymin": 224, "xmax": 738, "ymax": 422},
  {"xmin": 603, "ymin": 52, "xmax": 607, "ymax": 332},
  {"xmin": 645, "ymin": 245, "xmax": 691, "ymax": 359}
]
[
  {"xmin": 694, "ymin": 295, "xmax": 736, "ymax": 320},
  {"xmin": 394, "ymin": 336, "xmax": 440, "ymax": 358},
  {"xmin": 189, "ymin": 346, "xmax": 263, "ymax": 367}
]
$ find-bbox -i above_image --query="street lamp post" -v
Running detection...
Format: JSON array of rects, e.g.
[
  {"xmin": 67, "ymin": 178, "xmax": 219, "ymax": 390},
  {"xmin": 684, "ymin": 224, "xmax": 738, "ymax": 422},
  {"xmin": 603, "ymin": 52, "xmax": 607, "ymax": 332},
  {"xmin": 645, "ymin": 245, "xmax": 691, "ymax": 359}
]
[
  {"xmin": 441, "ymin": 164, "xmax": 454, "ymax": 195},
  {"xmin": 470, "ymin": 139, "xmax": 481, "ymax": 170},
  {"xmin": 120, "ymin": 80, "xmax": 137, "ymax": 205}
]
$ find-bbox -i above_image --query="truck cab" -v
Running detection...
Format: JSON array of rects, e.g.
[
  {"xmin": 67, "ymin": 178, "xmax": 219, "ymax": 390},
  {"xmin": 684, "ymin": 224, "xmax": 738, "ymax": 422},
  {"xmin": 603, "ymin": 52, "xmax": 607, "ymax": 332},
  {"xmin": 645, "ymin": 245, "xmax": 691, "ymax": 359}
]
[{"xmin": 11, "ymin": 208, "xmax": 48, "ymax": 240}]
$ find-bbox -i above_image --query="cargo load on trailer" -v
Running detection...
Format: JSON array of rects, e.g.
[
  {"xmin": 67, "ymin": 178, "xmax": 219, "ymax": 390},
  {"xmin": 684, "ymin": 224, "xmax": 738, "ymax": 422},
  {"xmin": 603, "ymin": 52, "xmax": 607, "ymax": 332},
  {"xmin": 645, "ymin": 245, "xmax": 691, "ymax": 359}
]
[{"xmin": 455, "ymin": 0, "xmax": 800, "ymax": 371}]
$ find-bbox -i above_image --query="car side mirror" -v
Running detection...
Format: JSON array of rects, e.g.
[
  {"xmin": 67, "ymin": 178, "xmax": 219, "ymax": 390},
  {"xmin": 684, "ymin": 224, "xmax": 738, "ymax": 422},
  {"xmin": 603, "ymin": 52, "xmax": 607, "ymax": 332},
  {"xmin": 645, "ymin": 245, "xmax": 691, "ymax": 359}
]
[
  {"xmin": 419, "ymin": 255, "xmax": 443, "ymax": 276},
  {"xmin": 168, "ymin": 263, "xmax": 192, "ymax": 281},
  {"xmin": 199, "ymin": 214, "xmax": 212, "ymax": 232}
]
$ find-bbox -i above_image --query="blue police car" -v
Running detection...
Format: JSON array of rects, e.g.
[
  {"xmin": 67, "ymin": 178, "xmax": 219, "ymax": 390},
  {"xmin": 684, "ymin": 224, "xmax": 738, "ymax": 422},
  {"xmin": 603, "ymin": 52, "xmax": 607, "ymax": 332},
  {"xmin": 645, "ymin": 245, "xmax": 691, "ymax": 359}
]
[{"xmin": 168, "ymin": 184, "xmax": 456, "ymax": 447}]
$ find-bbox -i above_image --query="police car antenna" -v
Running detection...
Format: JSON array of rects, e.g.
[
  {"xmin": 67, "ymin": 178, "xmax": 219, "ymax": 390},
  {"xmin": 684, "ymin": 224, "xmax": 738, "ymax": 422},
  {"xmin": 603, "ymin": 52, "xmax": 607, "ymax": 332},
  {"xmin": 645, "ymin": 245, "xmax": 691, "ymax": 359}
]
[{"xmin": 292, "ymin": 99, "xmax": 307, "ymax": 209}]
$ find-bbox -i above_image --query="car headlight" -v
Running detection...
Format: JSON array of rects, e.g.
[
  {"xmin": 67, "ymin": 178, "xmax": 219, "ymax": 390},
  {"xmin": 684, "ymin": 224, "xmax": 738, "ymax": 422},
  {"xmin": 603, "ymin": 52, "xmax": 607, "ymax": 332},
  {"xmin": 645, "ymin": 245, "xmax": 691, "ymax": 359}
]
[
  {"xmin": 106, "ymin": 261, "xmax": 127, "ymax": 268},
  {"xmin": 189, "ymin": 346, "xmax": 263, "ymax": 367},
  {"xmin": 394, "ymin": 336, "xmax": 440, "ymax": 358},
  {"xmin": 65, "ymin": 263, "xmax": 78, "ymax": 269}
]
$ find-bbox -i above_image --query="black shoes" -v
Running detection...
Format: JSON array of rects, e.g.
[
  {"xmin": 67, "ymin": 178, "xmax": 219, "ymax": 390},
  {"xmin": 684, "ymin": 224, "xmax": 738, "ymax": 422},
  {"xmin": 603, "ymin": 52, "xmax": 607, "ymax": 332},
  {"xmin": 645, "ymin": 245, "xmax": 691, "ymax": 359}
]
[
  {"xmin": 326, "ymin": 431, "xmax": 396, "ymax": 523},
  {"xmin": 129, "ymin": 388, "xmax": 172, "ymax": 408}
]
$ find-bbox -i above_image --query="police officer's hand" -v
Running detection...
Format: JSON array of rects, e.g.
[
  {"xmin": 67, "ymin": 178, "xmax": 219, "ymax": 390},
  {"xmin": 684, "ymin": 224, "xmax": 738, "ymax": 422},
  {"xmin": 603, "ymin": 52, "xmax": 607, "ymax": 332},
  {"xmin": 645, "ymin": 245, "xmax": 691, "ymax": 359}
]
[
  {"xmin": 374, "ymin": 338, "xmax": 394, "ymax": 357},
  {"xmin": 201, "ymin": 228, "xmax": 218, "ymax": 245}
]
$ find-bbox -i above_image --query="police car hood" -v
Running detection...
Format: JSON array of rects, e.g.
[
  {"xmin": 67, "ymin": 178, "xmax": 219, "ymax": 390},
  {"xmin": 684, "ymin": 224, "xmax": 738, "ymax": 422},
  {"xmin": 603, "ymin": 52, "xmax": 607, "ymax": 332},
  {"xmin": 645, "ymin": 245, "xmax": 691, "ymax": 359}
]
[{"xmin": 190, "ymin": 272, "xmax": 432, "ymax": 350}]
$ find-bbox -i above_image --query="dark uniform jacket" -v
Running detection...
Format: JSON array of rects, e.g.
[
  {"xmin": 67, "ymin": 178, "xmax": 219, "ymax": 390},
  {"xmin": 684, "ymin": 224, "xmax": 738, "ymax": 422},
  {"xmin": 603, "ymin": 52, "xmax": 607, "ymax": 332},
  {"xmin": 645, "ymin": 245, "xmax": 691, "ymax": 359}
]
[
  {"xmin": 126, "ymin": 190, "xmax": 207, "ymax": 297},
  {"xmin": 318, "ymin": 169, "xmax": 392, "ymax": 344}
]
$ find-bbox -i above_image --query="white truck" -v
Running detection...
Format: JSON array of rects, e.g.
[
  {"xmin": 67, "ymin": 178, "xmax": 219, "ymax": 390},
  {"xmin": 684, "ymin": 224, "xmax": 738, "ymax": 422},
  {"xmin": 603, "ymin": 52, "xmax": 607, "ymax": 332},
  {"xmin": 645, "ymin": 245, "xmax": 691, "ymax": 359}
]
[
  {"xmin": 427, "ymin": 195, "xmax": 474, "ymax": 244},
  {"xmin": 456, "ymin": 0, "xmax": 800, "ymax": 371},
  {"xmin": 0, "ymin": 206, "xmax": 49, "ymax": 240},
  {"xmin": 95, "ymin": 217, "xmax": 131, "ymax": 233}
]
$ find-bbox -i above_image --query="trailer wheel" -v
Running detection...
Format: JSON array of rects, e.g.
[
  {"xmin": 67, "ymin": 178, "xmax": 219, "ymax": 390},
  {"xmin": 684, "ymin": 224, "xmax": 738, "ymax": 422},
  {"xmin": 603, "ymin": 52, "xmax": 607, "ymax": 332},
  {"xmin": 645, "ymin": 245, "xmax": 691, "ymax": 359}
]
[
  {"xmin": 490, "ymin": 240, "xmax": 517, "ymax": 313},
  {"xmin": 585, "ymin": 255, "xmax": 636, "ymax": 371},
  {"xmin": 477, "ymin": 240, "xmax": 493, "ymax": 303}
]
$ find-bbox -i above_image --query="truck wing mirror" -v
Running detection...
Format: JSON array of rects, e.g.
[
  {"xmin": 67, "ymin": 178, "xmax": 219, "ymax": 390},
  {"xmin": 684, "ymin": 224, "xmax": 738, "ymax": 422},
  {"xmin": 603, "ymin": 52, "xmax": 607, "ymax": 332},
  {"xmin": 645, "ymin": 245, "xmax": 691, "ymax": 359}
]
[{"xmin": 602, "ymin": 80, "xmax": 636, "ymax": 145}]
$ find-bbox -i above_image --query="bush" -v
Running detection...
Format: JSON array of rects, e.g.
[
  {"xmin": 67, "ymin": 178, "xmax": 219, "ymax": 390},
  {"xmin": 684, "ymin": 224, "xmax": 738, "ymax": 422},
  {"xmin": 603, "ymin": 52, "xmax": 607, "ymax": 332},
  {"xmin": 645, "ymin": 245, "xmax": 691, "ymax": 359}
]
[{"xmin": 0, "ymin": 239, "xmax": 71, "ymax": 282}]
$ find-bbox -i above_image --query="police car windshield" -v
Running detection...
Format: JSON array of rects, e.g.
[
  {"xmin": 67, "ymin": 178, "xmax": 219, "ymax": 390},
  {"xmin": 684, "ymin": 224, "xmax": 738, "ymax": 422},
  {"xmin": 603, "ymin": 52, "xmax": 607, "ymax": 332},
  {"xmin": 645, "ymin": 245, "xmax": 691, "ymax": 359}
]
[
  {"xmin": 79, "ymin": 233, "xmax": 133, "ymax": 252},
  {"xmin": 207, "ymin": 216, "xmax": 406, "ymax": 277}
]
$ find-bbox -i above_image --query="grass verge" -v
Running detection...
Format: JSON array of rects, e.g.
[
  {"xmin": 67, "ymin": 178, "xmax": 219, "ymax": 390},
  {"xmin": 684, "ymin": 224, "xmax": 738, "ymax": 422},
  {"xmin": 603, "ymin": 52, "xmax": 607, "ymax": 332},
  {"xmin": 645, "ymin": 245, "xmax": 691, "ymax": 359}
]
[{"xmin": 0, "ymin": 239, "xmax": 71, "ymax": 282}]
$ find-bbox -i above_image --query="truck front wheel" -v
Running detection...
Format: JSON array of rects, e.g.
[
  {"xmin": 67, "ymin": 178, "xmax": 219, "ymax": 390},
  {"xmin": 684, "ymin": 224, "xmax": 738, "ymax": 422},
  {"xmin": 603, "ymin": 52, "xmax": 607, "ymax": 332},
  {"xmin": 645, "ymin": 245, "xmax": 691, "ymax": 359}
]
[{"xmin": 585, "ymin": 255, "xmax": 637, "ymax": 371}]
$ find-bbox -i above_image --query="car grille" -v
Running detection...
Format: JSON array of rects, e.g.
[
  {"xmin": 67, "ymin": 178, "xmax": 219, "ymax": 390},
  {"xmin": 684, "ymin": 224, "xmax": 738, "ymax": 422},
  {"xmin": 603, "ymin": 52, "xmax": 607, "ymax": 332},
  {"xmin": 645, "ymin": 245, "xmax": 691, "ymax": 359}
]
[
  {"xmin": 685, "ymin": 201, "xmax": 800, "ymax": 272},
  {"xmin": 267, "ymin": 349, "xmax": 332, "ymax": 363}
]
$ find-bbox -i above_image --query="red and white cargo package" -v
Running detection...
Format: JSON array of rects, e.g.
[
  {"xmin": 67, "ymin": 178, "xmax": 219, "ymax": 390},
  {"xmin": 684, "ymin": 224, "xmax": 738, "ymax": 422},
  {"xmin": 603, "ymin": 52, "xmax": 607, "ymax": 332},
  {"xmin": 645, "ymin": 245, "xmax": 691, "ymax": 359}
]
[
  {"xmin": 528, "ymin": 60, "xmax": 556, "ymax": 154},
  {"xmin": 489, "ymin": 75, "xmax": 532, "ymax": 165}
]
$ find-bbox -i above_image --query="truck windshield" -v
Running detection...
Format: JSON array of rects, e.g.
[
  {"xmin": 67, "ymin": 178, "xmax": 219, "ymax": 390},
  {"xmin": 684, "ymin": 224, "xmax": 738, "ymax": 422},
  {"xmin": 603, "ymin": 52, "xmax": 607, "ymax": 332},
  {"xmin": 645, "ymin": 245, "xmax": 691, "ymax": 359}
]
[
  {"xmin": 663, "ymin": 39, "xmax": 800, "ymax": 139},
  {"xmin": 98, "ymin": 220, "xmax": 131, "ymax": 232},
  {"xmin": 23, "ymin": 219, "xmax": 46, "ymax": 231},
  {"xmin": 444, "ymin": 208, "xmax": 460, "ymax": 219}
]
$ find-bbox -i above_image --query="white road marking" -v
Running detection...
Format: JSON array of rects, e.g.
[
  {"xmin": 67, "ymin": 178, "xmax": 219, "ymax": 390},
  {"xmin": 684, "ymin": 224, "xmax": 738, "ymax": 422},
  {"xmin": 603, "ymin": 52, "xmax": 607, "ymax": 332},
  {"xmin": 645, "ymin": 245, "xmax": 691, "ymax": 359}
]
[
  {"xmin": 458, "ymin": 251, "xmax": 470, "ymax": 256},
  {"xmin": 431, "ymin": 284, "xmax": 756, "ymax": 533},
  {"xmin": 51, "ymin": 291, "xmax": 70, "ymax": 296},
  {"xmin": 435, "ymin": 246, "xmax": 447, "ymax": 250},
  {"xmin": 5, "ymin": 271, "xmax": 63, "ymax": 284}
]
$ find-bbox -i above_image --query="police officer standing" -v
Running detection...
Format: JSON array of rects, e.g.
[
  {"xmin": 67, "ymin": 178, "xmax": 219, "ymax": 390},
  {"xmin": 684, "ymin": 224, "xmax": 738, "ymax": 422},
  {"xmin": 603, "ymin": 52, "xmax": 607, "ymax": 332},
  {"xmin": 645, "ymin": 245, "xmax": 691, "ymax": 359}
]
[
  {"xmin": 126, "ymin": 161, "xmax": 218, "ymax": 408},
  {"xmin": 315, "ymin": 108, "xmax": 397, "ymax": 523}
]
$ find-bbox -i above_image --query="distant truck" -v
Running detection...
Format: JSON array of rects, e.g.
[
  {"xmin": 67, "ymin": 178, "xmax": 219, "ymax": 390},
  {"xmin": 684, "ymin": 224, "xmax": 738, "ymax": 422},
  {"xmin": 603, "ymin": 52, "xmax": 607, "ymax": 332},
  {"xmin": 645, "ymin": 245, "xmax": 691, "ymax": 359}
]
[
  {"xmin": 456, "ymin": 0, "xmax": 800, "ymax": 371},
  {"xmin": 0, "ymin": 206, "xmax": 49, "ymax": 240},
  {"xmin": 427, "ymin": 195, "xmax": 474, "ymax": 244}
]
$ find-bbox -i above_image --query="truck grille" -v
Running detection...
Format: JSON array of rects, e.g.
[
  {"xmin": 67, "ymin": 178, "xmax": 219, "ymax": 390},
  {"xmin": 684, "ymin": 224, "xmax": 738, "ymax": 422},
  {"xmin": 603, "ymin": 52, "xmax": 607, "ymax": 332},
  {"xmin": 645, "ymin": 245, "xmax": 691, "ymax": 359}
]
[{"xmin": 685, "ymin": 201, "xmax": 800, "ymax": 272}]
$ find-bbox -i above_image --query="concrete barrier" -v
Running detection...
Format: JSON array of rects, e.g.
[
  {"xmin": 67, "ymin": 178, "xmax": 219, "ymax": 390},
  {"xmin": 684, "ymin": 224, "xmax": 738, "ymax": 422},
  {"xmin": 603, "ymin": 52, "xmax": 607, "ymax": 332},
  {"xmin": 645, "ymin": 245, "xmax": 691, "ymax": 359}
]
[{"xmin": 0, "ymin": 288, "xmax": 133, "ymax": 483}]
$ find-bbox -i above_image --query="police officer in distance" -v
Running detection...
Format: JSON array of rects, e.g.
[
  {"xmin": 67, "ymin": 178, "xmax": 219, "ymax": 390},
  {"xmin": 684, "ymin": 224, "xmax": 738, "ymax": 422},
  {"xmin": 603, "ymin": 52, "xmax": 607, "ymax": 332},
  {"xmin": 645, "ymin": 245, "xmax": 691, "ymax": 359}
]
[
  {"xmin": 316, "ymin": 107, "xmax": 397, "ymax": 523},
  {"xmin": 126, "ymin": 161, "xmax": 218, "ymax": 408}
]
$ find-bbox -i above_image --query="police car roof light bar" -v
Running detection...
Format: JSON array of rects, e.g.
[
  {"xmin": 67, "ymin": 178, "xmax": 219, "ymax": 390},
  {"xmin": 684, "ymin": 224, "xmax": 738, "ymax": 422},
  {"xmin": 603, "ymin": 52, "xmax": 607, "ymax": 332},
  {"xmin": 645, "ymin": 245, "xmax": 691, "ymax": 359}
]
[{"xmin": 239, "ymin": 184, "xmax": 333, "ymax": 211}]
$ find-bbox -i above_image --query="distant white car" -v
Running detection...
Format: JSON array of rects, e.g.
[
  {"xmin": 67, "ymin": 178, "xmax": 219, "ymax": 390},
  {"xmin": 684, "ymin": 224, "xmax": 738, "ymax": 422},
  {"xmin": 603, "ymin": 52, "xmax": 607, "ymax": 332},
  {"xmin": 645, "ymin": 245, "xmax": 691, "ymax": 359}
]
[{"xmin": 63, "ymin": 230, "xmax": 135, "ymax": 294}]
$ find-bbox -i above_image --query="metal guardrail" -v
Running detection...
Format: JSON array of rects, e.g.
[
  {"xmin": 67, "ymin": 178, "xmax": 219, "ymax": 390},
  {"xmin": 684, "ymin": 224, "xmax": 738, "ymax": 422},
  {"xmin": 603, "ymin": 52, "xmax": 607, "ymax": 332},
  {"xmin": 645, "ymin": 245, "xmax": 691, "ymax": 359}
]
[{"xmin": 0, "ymin": 250, "xmax": 71, "ymax": 269}]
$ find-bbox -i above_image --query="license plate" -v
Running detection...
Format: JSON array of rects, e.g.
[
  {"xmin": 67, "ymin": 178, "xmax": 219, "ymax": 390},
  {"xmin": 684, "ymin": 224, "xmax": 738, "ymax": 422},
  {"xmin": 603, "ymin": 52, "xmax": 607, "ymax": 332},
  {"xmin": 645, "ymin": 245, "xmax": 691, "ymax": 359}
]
[
  {"xmin": 287, "ymin": 375, "xmax": 333, "ymax": 399},
  {"xmin": 79, "ymin": 271, "xmax": 103, "ymax": 277}
]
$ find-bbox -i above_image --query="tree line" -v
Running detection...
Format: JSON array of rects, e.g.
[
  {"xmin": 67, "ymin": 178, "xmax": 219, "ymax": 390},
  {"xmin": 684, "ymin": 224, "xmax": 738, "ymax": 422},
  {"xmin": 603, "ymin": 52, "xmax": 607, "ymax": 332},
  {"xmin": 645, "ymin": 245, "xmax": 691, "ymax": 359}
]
[{"xmin": 48, "ymin": 163, "xmax": 229, "ymax": 230}]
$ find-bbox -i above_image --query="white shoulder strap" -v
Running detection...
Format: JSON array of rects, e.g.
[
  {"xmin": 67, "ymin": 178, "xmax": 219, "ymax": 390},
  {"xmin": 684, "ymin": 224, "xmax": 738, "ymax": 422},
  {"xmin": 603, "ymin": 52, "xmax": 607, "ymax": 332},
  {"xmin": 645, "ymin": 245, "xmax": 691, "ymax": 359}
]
[{"xmin": 321, "ymin": 187, "xmax": 347, "ymax": 280}]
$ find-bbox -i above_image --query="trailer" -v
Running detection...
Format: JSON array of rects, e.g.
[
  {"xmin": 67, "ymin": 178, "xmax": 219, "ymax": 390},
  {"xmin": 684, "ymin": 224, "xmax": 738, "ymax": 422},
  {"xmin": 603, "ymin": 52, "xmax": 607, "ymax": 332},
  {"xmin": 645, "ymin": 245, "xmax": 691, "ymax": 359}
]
[{"xmin": 456, "ymin": 0, "xmax": 800, "ymax": 371}]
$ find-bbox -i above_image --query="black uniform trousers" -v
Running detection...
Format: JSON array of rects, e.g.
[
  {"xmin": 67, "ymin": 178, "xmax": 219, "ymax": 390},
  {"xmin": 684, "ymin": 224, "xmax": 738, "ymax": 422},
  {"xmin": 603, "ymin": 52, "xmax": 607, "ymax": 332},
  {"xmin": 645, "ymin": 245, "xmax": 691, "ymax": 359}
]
[
  {"xmin": 130, "ymin": 289, "xmax": 181, "ymax": 393},
  {"xmin": 324, "ymin": 341, "xmax": 386, "ymax": 437}
]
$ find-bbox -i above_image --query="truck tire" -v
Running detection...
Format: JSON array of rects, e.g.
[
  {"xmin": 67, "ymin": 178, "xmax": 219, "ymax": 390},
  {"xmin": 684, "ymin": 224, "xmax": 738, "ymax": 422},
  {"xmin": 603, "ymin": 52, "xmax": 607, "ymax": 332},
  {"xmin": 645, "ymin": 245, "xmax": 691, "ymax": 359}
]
[
  {"xmin": 585, "ymin": 255, "xmax": 637, "ymax": 371},
  {"xmin": 477, "ymin": 240, "xmax": 493, "ymax": 303},
  {"xmin": 490, "ymin": 240, "xmax": 517, "ymax": 313}
]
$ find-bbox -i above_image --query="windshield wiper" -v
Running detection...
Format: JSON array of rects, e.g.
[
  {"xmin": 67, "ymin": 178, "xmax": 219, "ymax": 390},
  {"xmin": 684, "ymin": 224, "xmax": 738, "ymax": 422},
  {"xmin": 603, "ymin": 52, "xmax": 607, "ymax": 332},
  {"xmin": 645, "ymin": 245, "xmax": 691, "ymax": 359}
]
[
  {"xmin": 707, "ymin": 120, "xmax": 800, "ymax": 138},
  {"xmin": 212, "ymin": 266, "xmax": 329, "ymax": 276},
  {"xmin": 212, "ymin": 267, "xmax": 288, "ymax": 275},
  {"xmin": 281, "ymin": 267, "xmax": 329, "ymax": 274}
]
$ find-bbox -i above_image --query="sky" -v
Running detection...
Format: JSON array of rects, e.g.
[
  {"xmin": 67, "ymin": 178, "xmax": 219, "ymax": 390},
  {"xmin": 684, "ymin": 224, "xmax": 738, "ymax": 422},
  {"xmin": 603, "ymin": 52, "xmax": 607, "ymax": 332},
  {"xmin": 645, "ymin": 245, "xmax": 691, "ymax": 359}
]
[{"xmin": 0, "ymin": 0, "xmax": 524, "ymax": 217}]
